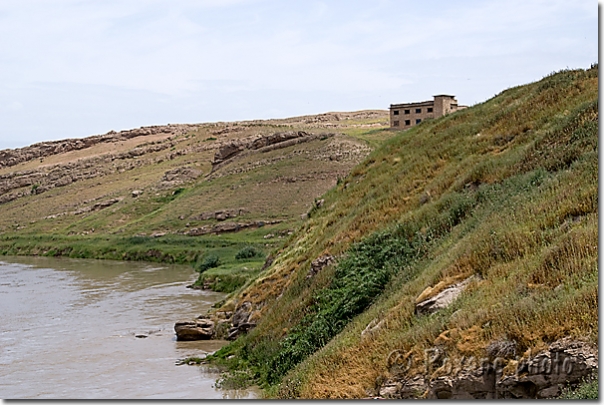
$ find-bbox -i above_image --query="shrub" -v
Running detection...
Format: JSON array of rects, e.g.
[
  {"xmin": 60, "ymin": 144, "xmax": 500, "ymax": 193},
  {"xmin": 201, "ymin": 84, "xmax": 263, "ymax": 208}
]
[
  {"xmin": 558, "ymin": 372, "xmax": 598, "ymax": 399},
  {"xmin": 235, "ymin": 246, "xmax": 262, "ymax": 260},
  {"xmin": 264, "ymin": 209, "xmax": 463, "ymax": 384},
  {"xmin": 196, "ymin": 254, "xmax": 220, "ymax": 273}
]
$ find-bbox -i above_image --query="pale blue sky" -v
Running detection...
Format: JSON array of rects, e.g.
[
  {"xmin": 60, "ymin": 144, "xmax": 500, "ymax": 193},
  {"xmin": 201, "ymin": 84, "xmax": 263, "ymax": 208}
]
[{"xmin": 0, "ymin": 0, "xmax": 597, "ymax": 149}]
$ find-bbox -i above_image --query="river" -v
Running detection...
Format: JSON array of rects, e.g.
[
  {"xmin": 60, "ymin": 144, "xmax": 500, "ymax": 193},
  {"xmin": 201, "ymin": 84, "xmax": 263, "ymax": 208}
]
[{"xmin": 0, "ymin": 256, "xmax": 258, "ymax": 399}]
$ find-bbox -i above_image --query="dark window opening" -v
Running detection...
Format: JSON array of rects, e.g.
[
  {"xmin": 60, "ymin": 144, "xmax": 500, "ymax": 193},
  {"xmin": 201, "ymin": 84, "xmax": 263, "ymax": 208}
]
[
  {"xmin": 451, "ymin": 104, "xmax": 458, "ymax": 109},
  {"xmin": 405, "ymin": 120, "xmax": 411, "ymax": 126},
  {"xmin": 393, "ymin": 110, "xmax": 399, "ymax": 115},
  {"xmin": 416, "ymin": 119, "xmax": 421, "ymax": 124},
  {"xmin": 416, "ymin": 108, "xmax": 421, "ymax": 113},
  {"xmin": 427, "ymin": 107, "xmax": 433, "ymax": 113},
  {"xmin": 393, "ymin": 120, "xmax": 400, "ymax": 127},
  {"xmin": 404, "ymin": 109, "xmax": 410, "ymax": 114}
]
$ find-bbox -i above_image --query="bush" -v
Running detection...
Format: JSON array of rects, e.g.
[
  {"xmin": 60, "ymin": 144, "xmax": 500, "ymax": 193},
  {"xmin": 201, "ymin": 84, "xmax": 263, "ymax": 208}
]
[
  {"xmin": 264, "ymin": 208, "xmax": 464, "ymax": 384},
  {"xmin": 235, "ymin": 246, "xmax": 261, "ymax": 260},
  {"xmin": 196, "ymin": 254, "xmax": 220, "ymax": 273},
  {"xmin": 558, "ymin": 372, "xmax": 598, "ymax": 399}
]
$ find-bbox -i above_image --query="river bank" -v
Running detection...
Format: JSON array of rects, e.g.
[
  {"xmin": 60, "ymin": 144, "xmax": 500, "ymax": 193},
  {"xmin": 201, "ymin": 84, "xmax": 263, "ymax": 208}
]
[{"xmin": 0, "ymin": 232, "xmax": 272, "ymax": 294}]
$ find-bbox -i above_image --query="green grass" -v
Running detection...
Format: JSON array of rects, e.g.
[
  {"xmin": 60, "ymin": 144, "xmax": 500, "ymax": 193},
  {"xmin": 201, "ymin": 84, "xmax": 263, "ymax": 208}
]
[
  {"xmin": 206, "ymin": 66, "xmax": 599, "ymax": 398},
  {"xmin": 558, "ymin": 371, "xmax": 598, "ymax": 399},
  {"xmin": 0, "ymin": 230, "xmax": 272, "ymax": 294}
]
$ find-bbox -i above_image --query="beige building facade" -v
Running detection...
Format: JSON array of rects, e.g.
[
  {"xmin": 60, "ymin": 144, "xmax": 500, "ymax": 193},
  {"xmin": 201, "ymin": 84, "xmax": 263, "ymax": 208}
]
[{"xmin": 389, "ymin": 95, "xmax": 465, "ymax": 129}]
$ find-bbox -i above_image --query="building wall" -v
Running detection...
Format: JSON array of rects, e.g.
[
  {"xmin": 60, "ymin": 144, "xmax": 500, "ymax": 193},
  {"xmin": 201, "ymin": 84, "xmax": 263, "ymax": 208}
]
[
  {"xmin": 390, "ymin": 95, "xmax": 460, "ymax": 129},
  {"xmin": 390, "ymin": 102, "xmax": 435, "ymax": 129},
  {"xmin": 433, "ymin": 95, "xmax": 457, "ymax": 118}
]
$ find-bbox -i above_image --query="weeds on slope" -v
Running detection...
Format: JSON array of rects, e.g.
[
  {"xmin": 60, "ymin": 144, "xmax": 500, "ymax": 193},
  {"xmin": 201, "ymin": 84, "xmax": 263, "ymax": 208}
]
[{"xmin": 208, "ymin": 66, "xmax": 599, "ymax": 397}]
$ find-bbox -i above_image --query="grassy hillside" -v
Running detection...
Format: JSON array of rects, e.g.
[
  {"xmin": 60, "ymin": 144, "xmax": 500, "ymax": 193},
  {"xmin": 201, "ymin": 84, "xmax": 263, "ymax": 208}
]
[
  {"xmin": 0, "ymin": 111, "xmax": 389, "ymax": 293},
  {"xmin": 207, "ymin": 66, "xmax": 598, "ymax": 398}
]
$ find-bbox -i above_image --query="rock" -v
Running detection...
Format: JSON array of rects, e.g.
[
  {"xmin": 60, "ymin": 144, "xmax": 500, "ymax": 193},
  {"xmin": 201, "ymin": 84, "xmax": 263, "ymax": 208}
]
[
  {"xmin": 497, "ymin": 338, "xmax": 598, "ymax": 399},
  {"xmin": 361, "ymin": 318, "xmax": 385, "ymax": 339},
  {"xmin": 238, "ymin": 322, "xmax": 257, "ymax": 333},
  {"xmin": 224, "ymin": 301, "xmax": 255, "ymax": 341},
  {"xmin": 135, "ymin": 333, "xmax": 148, "ymax": 338},
  {"xmin": 214, "ymin": 319, "xmax": 232, "ymax": 340},
  {"xmin": 377, "ymin": 338, "xmax": 597, "ymax": 399},
  {"xmin": 184, "ymin": 220, "xmax": 282, "ymax": 236},
  {"xmin": 486, "ymin": 339, "xmax": 517, "ymax": 359},
  {"xmin": 213, "ymin": 143, "xmax": 244, "ymax": 166},
  {"xmin": 378, "ymin": 380, "xmax": 401, "ymax": 398},
  {"xmin": 210, "ymin": 131, "xmax": 326, "ymax": 171},
  {"xmin": 161, "ymin": 166, "xmax": 202, "ymax": 186},
  {"xmin": 214, "ymin": 311, "xmax": 234, "ymax": 319},
  {"xmin": 306, "ymin": 254, "xmax": 335, "ymax": 279},
  {"xmin": 174, "ymin": 319, "xmax": 215, "ymax": 341},
  {"xmin": 0, "ymin": 123, "xmax": 197, "ymax": 170},
  {"xmin": 232, "ymin": 301, "xmax": 252, "ymax": 327},
  {"xmin": 226, "ymin": 322, "xmax": 257, "ymax": 341},
  {"xmin": 415, "ymin": 276, "xmax": 474, "ymax": 315},
  {"xmin": 132, "ymin": 190, "xmax": 143, "ymax": 197},
  {"xmin": 399, "ymin": 376, "xmax": 428, "ymax": 399}
]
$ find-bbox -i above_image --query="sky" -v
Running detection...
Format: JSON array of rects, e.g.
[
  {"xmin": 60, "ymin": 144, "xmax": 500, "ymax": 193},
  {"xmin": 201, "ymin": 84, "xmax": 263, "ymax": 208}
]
[{"xmin": 0, "ymin": 0, "xmax": 597, "ymax": 150}]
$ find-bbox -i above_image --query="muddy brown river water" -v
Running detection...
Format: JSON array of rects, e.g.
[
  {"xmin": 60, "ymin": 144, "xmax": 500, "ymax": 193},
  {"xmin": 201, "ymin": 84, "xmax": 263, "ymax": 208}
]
[{"xmin": 0, "ymin": 256, "xmax": 258, "ymax": 399}]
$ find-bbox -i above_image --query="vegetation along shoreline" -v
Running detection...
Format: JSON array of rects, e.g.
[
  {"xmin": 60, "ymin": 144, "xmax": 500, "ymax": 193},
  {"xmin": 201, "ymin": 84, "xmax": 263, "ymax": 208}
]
[{"xmin": 0, "ymin": 66, "xmax": 598, "ymax": 399}]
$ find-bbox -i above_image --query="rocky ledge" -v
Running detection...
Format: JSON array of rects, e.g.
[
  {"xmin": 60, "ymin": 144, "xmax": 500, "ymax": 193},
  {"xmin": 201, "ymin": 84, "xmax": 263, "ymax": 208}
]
[
  {"xmin": 376, "ymin": 338, "xmax": 598, "ymax": 399},
  {"xmin": 174, "ymin": 317, "xmax": 216, "ymax": 341},
  {"xmin": 210, "ymin": 131, "xmax": 336, "ymax": 172},
  {"xmin": 0, "ymin": 124, "xmax": 197, "ymax": 169},
  {"xmin": 174, "ymin": 301, "xmax": 258, "ymax": 342}
]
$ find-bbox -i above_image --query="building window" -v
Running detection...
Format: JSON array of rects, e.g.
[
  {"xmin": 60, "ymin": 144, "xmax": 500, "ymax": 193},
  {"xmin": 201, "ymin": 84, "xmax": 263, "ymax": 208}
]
[
  {"xmin": 416, "ymin": 119, "xmax": 421, "ymax": 124},
  {"xmin": 427, "ymin": 107, "xmax": 433, "ymax": 113},
  {"xmin": 451, "ymin": 104, "xmax": 458, "ymax": 109},
  {"xmin": 393, "ymin": 110, "xmax": 399, "ymax": 115},
  {"xmin": 404, "ymin": 109, "xmax": 410, "ymax": 114},
  {"xmin": 393, "ymin": 120, "xmax": 400, "ymax": 127},
  {"xmin": 416, "ymin": 108, "xmax": 421, "ymax": 113},
  {"xmin": 405, "ymin": 120, "xmax": 411, "ymax": 126}
]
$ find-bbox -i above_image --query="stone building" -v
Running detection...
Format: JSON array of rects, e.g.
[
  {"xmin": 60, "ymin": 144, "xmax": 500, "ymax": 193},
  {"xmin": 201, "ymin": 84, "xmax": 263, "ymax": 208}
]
[{"xmin": 389, "ymin": 95, "xmax": 465, "ymax": 129}]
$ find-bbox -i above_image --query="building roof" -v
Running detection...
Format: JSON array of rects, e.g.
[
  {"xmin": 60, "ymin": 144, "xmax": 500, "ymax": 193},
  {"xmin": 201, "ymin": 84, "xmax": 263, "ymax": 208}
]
[
  {"xmin": 390, "ymin": 95, "xmax": 458, "ymax": 109},
  {"xmin": 389, "ymin": 100, "xmax": 434, "ymax": 109}
]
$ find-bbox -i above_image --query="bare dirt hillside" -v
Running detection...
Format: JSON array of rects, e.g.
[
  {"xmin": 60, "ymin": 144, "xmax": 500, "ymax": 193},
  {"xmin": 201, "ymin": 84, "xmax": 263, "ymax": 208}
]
[{"xmin": 0, "ymin": 110, "xmax": 388, "ymax": 238}]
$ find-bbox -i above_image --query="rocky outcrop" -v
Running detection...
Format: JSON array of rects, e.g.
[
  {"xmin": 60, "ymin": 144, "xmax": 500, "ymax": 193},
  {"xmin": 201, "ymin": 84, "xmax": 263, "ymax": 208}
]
[
  {"xmin": 194, "ymin": 208, "xmax": 249, "ymax": 221},
  {"xmin": 0, "ymin": 138, "xmax": 187, "ymax": 205},
  {"xmin": 160, "ymin": 166, "xmax": 203, "ymax": 187},
  {"xmin": 175, "ymin": 302, "xmax": 258, "ymax": 341},
  {"xmin": 227, "ymin": 301, "xmax": 257, "ymax": 340},
  {"xmin": 185, "ymin": 220, "xmax": 282, "ymax": 236},
  {"xmin": 376, "ymin": 338, "xmax": 598, "ymax": 399},
  {"xmin": 0, "ymin": 124, "xmax": 198, "ymax": 169},
  {"xmin": 306, "ymin": 254, "xmax": 335, "ymax": 279},
  {"xmin": 174, "ymin": 317, "xmax": 215, "ymax": 341},
  {"xmin": 208, "ymin": 135, "xmax": 369, "ymax": 182},
  {"xmin": 415, "ymin": 276, "xmax": 475, "ymax": 315},
  {"xmin": 73, "ymin": 198, "xmax": 122, "ymax": 215},
  {"xmin": 210, "ymin": 131, "xmax": 336, "ymax": 171}
]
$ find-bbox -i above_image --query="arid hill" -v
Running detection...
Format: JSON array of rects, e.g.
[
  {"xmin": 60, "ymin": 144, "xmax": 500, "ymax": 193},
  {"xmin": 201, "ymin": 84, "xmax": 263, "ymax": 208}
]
[{"xmin": 0, "ymin": 110, "xmax": 389, "ymax": 290}]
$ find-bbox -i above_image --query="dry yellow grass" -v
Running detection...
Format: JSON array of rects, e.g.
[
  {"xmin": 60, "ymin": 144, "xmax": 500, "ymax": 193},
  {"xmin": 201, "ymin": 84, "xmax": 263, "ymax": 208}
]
[{"xmin": 209, "ymin": 66, "xmax": 598, "ymax": 399}]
